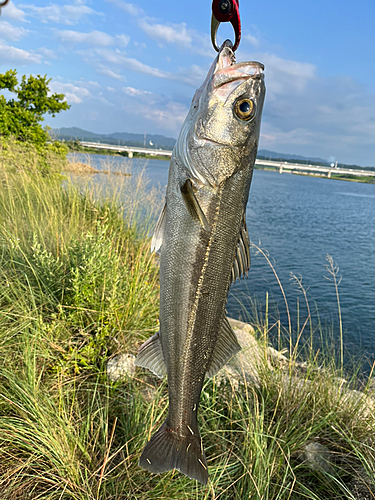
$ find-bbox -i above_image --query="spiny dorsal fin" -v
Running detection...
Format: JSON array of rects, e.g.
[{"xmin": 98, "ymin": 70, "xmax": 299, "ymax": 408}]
[
  {"xmin": 231, "ymin": 214, "xmax": 251, "ymax": 283},
  {"xmin": 180, "ymin": 179, "xmax": 210, "ymax": 232},
  {"xmin": 151, "ymin": 202, "xmax": 167, "ymax": 253},
  {"xmin": 135, "ymin": 331, "xmax": 167, "ymax": 379},
  {"xmin": 206, "ymin": 317, "xmax": 241, "ymax": 378}
]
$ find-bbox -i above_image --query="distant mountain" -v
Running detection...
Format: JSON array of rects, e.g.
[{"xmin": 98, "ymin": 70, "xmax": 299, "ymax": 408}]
[
  {"xmin": 257, "ymin": 149, "xmax": 328, "ymax": 164},
  {"xmin": 50, "ymin": 127, "xmax": 100, "ymax": 140},
  {"xmin": 51, "ymin": 127, "xmax": 176, "ymax": 150}
]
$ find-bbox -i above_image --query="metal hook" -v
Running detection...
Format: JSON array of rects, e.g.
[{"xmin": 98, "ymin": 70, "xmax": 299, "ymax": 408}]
[{"xmin": 211, "ymin": 0, "xmax": 241, "ymax": 52}]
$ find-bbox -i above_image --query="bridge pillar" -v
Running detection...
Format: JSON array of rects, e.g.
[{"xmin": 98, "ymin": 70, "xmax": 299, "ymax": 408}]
[
  {"xmin": 128, "ymin": 151, "xmax": 133, "ymax": 158},
  {"xmin": 279, "ymin": 166, "xmax": 283, "ymax": 174},
  {"xmin": 327, "ymin": 170, "xmax": 331, "ymax": 178}
]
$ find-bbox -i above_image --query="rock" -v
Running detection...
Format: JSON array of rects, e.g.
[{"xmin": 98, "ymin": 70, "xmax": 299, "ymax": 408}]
[
  {"xmin": 218, "ymin": 318, "xmax": 271, "ymax": 387},
  {"xmin": 301, "ymin": 442, "xmax": 334, "ymax": 474},
  {"xmin": 107, "ymin": 353, "xmax": 136, "ymax": 382}
]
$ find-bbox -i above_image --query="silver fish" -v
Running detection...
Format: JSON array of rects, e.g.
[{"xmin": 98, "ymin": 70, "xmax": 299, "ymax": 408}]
[{"xmin": 135, "ymin": 40, "xmax": 265, "ymax": 484}]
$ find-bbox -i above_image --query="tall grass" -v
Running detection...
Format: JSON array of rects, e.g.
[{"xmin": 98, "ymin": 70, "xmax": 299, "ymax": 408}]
[{"xmin": 0, "ymin": 143, "xmax": 374, "ymax": 498}]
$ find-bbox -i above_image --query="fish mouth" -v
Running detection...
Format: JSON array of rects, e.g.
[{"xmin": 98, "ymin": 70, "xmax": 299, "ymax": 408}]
[{"xmin": 214, "ymin": 41, "xmax": 264, "ymax": 89}]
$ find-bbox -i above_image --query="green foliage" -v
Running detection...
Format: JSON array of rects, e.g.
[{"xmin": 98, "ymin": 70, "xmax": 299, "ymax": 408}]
[
  {"xmin": 0, "ymin": 69, "xmax": 70, "ymax": 148},
  {"xmin": 0, "ymin": 136, "xmax": 68, "ymax": 174},
  {"xmin": 0, "ymin": 162, "xmax": 160, "ymax": 376}
]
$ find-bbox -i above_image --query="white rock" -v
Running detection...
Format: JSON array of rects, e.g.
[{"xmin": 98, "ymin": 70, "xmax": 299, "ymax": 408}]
[
  {"xmin": 301, "ymin": 442, "xmax": 333, "ymax": 474},
  {"xmin": 107, "ymin": 353, "xmax": 136, "ymax": 382}
]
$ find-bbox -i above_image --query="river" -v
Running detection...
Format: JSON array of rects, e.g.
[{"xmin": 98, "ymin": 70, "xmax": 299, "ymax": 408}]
[{"xmin": 74, "ymin": 154, "xmax": 375, "ymax": 367}]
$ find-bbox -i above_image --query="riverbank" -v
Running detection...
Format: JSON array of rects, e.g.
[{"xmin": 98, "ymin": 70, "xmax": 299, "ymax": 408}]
[
  {"xmin": 0, "ymin": 143, "xmax": 374, "ymax": 499},
  {"xmin": 255, "ymin": 166, "xmax": 375, "ymax": 184}
]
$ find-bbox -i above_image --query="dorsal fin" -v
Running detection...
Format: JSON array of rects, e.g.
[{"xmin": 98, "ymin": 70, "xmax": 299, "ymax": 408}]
[{"xmin": 231, "ymin": 214, "xmax": 251, "ymax": 283}]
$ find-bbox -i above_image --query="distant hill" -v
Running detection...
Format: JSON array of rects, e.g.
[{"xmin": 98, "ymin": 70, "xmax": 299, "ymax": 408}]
[
  {"xmin": 257, "ymin": 149, "xmax": 328, "ymax": 164},
  {"xmin": 51, "ymin": 127, "xmax": 176, "ymax": 150}
]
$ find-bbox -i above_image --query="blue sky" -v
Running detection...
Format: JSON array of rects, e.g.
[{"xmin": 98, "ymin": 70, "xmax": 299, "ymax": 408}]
[{"xmin": 1, "ymin": 0, "xmax": 375, "ymax": 166}]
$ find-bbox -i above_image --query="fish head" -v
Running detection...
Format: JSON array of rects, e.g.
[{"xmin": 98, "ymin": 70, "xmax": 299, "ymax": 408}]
[{"xmin": 176, "ymin": 40, "xmax": 265, "ymax": 187}]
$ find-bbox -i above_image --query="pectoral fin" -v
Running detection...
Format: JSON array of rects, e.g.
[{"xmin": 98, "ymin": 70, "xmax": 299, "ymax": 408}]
[
  {"xmin": 135, "ymin": 331, "xmax": 167, "ymax": 379},
  {"xmin": 151, "ymin": 202, "xmax": 167, "ymax": 253},
  {"xmin": 206, "ymin": 317, "xmax": 241, "ymax": 378},
  {"xmin": 231, "ymin": 215, "xmax": 251, "ymax": 282},
  {"xmin": 181, "ymin": 179, "xmax": 210, "ymax": 232}
]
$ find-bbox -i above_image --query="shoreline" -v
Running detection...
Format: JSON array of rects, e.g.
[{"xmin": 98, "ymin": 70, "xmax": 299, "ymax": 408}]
[{"xmin": 255, "ymin": 166, "xmax": 375, "ymax": 184}]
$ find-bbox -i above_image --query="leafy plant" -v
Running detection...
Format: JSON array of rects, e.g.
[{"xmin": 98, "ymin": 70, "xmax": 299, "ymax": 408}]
[{"xmin": 0, "ymin": 69, "xmax": 70, "ymax": 147}]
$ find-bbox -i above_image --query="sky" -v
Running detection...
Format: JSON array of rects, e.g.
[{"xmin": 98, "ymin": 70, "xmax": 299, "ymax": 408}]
[{"xmin": 1, "ymin": 0, "xmax": 375, "ymax": 166}]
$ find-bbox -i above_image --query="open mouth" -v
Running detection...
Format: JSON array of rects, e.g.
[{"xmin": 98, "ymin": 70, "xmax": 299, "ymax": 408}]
[{"xmin": 214, "ymin": 44, "xmax": 264, "ymax": 89}]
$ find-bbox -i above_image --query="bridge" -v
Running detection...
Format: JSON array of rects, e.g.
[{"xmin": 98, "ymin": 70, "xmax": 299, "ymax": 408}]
[
  {"xmin": 79, "ymin": 141, "xmax": 173, "ymax": 159},
  {"xmin": 254, "ymin": 159, "xmax": 375, "ymax": 178},
  {"xmin": 79, "ymin": 142, "xmax": 375, "ymax": 179}
]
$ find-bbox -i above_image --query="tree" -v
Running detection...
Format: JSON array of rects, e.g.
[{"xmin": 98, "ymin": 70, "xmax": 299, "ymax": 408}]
[{"xmin": 0, "ymin": 69, "xmax": 70, "ymax": 147}]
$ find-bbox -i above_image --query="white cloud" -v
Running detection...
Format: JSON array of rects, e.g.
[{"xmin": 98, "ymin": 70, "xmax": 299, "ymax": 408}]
[
  {"xmin": 89, "ymin": 49, "xmax": 173, "ymax": 80},
  {"xmin": 57, "ymin": 30, "xmax": 130, "ymax": 49},
  {"xmin": 116, "ymin": 34, "xmax": 130, "ymax": 48},
  {"xmin": 79, "ymin": 47, "xmax": 207, "ymax": 87},
  {"xmin": 57, "ymin": 29, "xmax": 114, "ymax": 46},
  {"xmin": 236, "ymin": 51, "xmax": 317, "ymax": 101},
  {"xmin": 107, "ymin": 0, "xmax": 144, "ymax": 17},
  {"xmin": 138, "ymin": 20, "xmax": 192, "ymax": 47},
  {"xmin": 0, "ymin": 40, "xmax": 41, "ymax": 64},
  {"xmin": 19, "ymin": 1, "xmax": 99, "ymax": 25},
  {"xmin": 121, "ymin": 56, "xmax": 172, "ymax": 79},
  {"xmin": 97, "ymin": 66, "xmax": 123, "ymax": 80},
  {"xmin": 0, "ymin": 21, "xmax": 29, "ymax": 41},
  {"xmin": 1, "ymin": 2, "xmax": 27, "ymax": 22},
  {"xmin": 36, "ymin": 47, "xmax": 58, "ymax": 59},
  {"xmin": 49, "ymin": 81, "xmax": 91, "ymax": 104},
  {"xmin": 122, "ymin": 86, "xmax": 153, "ymax": 97},
  {"xmin": 137, "ymin": 19, "xmax": 212, "ymax": 57},
  {"xmin": 119, "ymin": 86, "xmax": 188, "ymax": 134},
  {"xmin": 136, "ymin": 101, "xmax": 188, "ymax": 134},
  {"xmin": 244, "ymin": 33, "xmax": 260, "ymax": 47}
]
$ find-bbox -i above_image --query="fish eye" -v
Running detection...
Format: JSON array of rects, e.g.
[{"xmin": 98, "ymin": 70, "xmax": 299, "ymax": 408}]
[{"xmin": 234, "ymin": 98, "xmax": 256, "ymax": 121}]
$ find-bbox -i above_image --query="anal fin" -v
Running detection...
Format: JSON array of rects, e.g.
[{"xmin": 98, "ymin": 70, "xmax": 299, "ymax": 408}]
[
  {"xmin": 135, "ymin": 331, "xmax": 167, "ymax": 379},
  {"xmin": 206, "ymin": 317, "xmax": 241, "ymax": 378}
]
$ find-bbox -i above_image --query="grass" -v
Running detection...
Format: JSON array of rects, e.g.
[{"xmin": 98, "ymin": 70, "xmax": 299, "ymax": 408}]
[{"xmin": 0, "ymin": 140, "xmax": 374, "ymax": 499}]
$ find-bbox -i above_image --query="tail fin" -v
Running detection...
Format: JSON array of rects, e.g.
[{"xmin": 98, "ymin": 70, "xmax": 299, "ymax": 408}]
[{"xmin": 139, "ymin": 419, "xmax": 208, "ymax": 484}]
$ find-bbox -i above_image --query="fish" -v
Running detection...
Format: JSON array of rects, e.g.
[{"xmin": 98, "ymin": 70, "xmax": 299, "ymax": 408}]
[{"xmin": 135, "ymin": 39, "xmax": 265, "ymax": 485}]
